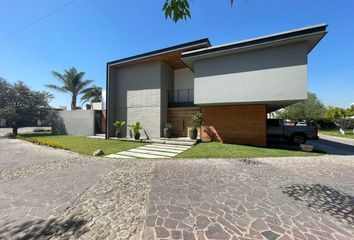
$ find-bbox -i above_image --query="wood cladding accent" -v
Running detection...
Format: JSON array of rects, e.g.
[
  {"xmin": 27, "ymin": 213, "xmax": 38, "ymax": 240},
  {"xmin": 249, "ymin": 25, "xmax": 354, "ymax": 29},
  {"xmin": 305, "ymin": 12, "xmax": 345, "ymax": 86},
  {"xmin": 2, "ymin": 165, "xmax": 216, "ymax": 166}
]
[
  {"xmin": 167, "ymin": 107, "xmax": 201, "ymax": 137},
  {"xmin": 201, "ymin": 105, "xmax": 267, "ymax": 146}
]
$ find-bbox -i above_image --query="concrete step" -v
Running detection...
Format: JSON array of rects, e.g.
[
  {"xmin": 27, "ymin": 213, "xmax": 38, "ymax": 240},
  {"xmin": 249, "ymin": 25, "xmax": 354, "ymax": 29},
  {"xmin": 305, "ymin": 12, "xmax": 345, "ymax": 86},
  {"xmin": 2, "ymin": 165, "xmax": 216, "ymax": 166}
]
[
  {"xmin": 105, "ymin": 154, "xmax": 134, "ymax": 159},
  {"xmin": 137, "ymin": 146, "xmax": 184, "ymax": 153},
  {"xmin": 159, "ymin": 137, "xmax": 197, "ymax": 143},
  {"xmin": 116, "ymin": 151, "xmax": 167, "ymax": 159},
  {"xmin": 129, "ymin": 149, "xmax": 177, "ymax": 157},
  {"xmin": 150, "ymin": 143, "xmax": 191, "ymax": 149},
  {"xmin": 164, "ymin": 140, "xmax": 196, "ymax": 146}
]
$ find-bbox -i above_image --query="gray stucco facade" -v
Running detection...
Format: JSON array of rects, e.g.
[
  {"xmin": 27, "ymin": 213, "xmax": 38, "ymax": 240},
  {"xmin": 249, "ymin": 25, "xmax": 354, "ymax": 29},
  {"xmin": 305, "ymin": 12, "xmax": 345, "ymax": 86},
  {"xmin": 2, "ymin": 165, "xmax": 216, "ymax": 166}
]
[
  {"xmin": 107, "ymin": 61, "xmax": 174, "ymax": 139},
  {"xmin": 106, "ymin": 24, "xmax": 327, "ymax": 140},
  {"xmin": 193, "ymin": 42, "xmax": 308, "ymax": 111}
]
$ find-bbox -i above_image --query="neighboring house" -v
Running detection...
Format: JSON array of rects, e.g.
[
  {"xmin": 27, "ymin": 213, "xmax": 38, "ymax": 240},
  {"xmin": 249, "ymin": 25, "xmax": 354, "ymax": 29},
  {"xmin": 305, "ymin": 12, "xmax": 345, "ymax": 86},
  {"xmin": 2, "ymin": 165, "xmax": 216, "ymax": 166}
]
[{"xmin": 106, "ymin": 24, "xmax": 327, "ymax": 146}]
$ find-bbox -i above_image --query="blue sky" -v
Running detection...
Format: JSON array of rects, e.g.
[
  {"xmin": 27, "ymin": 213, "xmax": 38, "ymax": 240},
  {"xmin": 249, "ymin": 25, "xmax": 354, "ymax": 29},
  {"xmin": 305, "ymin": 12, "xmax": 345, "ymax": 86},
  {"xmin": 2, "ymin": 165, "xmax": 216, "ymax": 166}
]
[{"xmin": 0, "ymin": 0, "xmax": 353, "ymax": 108}]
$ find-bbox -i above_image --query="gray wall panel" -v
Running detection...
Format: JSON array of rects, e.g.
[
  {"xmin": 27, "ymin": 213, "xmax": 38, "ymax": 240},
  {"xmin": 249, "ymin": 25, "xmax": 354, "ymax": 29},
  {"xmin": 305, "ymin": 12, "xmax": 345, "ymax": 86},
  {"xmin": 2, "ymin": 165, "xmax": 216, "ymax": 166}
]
[
  {"xmin": 108, "ymin": 61, "xmax": 165, "ymax": 139},
  {"xmin": 194, "ymin": 42, "xmax": 308, "ymax": 106},
  {"xmin": 52, "ymin": 110, "xmax": 95, "ymax": 136}
]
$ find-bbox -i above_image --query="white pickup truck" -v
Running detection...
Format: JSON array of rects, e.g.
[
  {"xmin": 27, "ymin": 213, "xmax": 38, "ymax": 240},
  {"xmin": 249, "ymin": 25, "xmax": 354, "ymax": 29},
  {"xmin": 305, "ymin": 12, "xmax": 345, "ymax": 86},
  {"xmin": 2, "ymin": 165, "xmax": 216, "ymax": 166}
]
[{"xmin": 267, "ymin": 119, "xmax": 319, "ymax": 144}]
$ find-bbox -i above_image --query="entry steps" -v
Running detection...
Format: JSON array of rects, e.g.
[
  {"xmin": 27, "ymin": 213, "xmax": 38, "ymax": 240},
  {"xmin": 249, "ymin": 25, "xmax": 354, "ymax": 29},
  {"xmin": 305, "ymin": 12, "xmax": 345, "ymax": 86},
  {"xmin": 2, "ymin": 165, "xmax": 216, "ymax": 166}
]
[{"xmin": 105, "ymin": 143, "xmax": 192, "ymax": 159}]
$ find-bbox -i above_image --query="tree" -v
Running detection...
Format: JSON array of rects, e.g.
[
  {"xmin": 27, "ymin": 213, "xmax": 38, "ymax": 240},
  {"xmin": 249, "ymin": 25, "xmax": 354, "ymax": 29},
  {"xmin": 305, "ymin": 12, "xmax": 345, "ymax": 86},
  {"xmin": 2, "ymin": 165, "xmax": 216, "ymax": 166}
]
[
  {"xmin": 325, "ymin": 107, "xmax": 353, "ymax": 120},
  {"xmin": 0, "ymin": 77, "xmax": 11, "ymax": 109},
  {"xmin": 276, "ymin": 92, "xmax": 326, "ymax": 121},
  {"xmin": 0, "ymin": 79, "xmax": 53, "ymax": 134},
  {"xmin": 80, "ymin": 85, "xmax": 102, "ymax": 105},
  {"xmin": 163, "ymin": 0, "xmax": 234, "ymax": 22},
  {"xmin": 45, "ymin": 67, "xmax": 93, "ymax": 110},
  {"xmin": 325, "ymin": 107, "xmax": 354, "ymax": 134}
]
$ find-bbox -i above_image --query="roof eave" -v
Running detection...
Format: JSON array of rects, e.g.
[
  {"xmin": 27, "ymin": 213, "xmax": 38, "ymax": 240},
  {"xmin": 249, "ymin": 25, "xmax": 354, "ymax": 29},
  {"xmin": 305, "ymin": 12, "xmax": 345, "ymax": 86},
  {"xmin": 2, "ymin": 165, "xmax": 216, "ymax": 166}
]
[
  {"xmin": 107, "ymin": 38, "xmax": 211, "ymax": 68},
  {"xmin": 181, "ymin": 24, "xmax": 328, "ymax": 70}
]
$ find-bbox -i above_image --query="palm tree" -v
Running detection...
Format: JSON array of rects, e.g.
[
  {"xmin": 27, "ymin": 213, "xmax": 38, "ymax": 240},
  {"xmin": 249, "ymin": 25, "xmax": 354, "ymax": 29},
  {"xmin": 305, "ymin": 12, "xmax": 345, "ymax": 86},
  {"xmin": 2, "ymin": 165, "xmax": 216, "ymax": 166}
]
[
  {"xmin": 81, "ymin": 85, "xmax": 102, "ymax": 105},
  {"xmin": 45, "ymin": 67, "xmax": 93, "ymax": 110}
]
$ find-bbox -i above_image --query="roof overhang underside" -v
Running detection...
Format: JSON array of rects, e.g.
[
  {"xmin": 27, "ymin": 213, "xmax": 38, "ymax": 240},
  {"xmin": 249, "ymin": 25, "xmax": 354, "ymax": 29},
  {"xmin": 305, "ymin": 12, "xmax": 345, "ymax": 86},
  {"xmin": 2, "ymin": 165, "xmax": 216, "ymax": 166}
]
[
  {"xmin": 107, "ymin": 39, "xmax": 211, "ymax": 70},
  {"xmin": 181, "ymin": 24, "xmax": 328, "ymax": 70}
]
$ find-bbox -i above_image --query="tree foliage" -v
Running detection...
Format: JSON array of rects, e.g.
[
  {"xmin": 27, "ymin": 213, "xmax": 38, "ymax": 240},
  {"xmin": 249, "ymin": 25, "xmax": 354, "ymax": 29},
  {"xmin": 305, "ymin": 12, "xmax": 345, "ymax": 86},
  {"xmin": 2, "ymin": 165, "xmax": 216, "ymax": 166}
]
[
  {"xmin": 45, "ymin": 67, "xmax": 93, "ymax": 110},
  {"xmin": 0, "ymin": 78, "xmax": 53, "ymax": 134},
  {"xmin": 276, "ymin": 92, "xmax": 326, "ymax": 121},
  {"xmin": 163, "ymin": 0, "xmax": 234, "ymax": 22},
  {"xmin": 80, "ymin": 85, "xmax": 102, "ymax": 104},
  {"xmin": 325, "ymin": 107, "xmax": 354, "ymax": 120},
  {"xmin": 325, "ymin": 107, "xmax": 354, "ymax": 133}
]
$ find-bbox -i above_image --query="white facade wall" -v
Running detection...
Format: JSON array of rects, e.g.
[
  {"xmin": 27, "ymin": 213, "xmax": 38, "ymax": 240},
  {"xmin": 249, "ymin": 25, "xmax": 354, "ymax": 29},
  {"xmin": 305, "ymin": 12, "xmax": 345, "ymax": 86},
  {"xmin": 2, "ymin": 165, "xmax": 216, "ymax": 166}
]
[
  {"xmin": 194, "ymin": 42, "xmax": 308, "ymax": 106},
  {"xmin": 174, "ymin": 68, "xmax": 194, "ymax": 90}
]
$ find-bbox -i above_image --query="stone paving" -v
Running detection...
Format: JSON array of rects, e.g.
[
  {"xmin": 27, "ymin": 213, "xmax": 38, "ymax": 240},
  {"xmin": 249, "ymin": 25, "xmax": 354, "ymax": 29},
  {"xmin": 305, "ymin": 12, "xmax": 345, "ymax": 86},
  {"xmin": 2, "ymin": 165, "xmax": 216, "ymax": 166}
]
[
  {"xmin": 105, "ymin": 143, "xmax": 192, "ymax": 159},
  {"xmin": 143, "ymin": 157, "xmax": 354, "ymax": 239},
  {"xmin": 0, "ymin": 135, "xmax": 354, "ymax": 239}
]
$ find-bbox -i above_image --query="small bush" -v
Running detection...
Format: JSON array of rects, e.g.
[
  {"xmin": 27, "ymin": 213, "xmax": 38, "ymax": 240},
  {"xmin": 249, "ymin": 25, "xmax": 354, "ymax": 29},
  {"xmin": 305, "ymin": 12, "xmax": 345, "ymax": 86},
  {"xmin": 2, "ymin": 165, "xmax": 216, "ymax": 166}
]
[
  {"xmin": 18, "ymin": 136, "xmax": 67, "ymax": 150},
  {"xmin": 33, "ymin": 128, "xmax": 50, "ymax": 132},
  {"xmin": 314, "ymin": 118, "xmax": 337, "ymax": 130},
  {"xmin": 5, "ymin": 133, "xmax": 16, "ymax": 138}
]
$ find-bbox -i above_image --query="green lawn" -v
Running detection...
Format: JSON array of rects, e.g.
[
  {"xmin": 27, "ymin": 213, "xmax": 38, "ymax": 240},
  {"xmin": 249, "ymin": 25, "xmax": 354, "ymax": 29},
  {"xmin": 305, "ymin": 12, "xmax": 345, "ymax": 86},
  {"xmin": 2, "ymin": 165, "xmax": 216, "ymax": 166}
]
[
  {"xmin": 176, "ymin": 142, "xmax": 324, "ymax": 158},
  {"xmin": 18, "ymin": 132, "xmax": 146, "ymax": 156},
  {"xmin": 320, "ymin": 129, "xmax": 354, "ymax": 139},
  {"xmin": 17, "ymin": 132, "xmax": 324, "ymax": 158}
]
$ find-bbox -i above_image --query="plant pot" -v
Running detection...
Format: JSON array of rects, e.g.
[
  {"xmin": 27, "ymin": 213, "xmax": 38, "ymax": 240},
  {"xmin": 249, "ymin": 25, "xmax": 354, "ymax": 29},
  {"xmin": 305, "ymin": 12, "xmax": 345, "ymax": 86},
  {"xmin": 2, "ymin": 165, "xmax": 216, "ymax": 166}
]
[
  {"xmin": 134, "ymin": 131, "xmax": 140, "ymax": 140},
  {"xmin": 163, "ymin": 128, "xmax": 172, "ymax": 138},
  {"xmin": 190, "ymin": 128, "xmax": 198, "ymax": 140},
  {"xmin": 116, "ymin": 131, "xmax": 122, "ymax": 138}
]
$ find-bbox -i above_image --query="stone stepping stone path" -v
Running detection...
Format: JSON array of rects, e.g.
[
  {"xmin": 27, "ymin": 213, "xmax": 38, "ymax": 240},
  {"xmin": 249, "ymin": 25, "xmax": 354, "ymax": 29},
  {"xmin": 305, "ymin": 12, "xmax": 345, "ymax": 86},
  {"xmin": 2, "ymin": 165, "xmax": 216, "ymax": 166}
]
[{"xmin": 105, "ymin": 143, "xmax": 191, "ymax": 159}]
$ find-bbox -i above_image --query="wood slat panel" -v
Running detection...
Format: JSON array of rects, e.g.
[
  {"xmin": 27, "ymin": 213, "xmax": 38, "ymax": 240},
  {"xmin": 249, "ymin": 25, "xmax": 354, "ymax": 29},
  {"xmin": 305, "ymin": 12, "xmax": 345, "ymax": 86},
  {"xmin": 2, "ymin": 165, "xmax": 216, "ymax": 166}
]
[{"xmin": 167, "ymin": 107, "xmax": 201, "ymax": 137}]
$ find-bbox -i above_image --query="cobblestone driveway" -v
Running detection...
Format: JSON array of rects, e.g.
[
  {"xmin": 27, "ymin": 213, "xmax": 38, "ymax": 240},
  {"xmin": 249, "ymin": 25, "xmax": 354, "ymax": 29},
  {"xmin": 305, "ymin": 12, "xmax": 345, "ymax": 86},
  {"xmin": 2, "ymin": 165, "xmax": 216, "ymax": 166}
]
[{"xmin": 0, "ymin": 136, "xmax": 353, "ymax": 239}]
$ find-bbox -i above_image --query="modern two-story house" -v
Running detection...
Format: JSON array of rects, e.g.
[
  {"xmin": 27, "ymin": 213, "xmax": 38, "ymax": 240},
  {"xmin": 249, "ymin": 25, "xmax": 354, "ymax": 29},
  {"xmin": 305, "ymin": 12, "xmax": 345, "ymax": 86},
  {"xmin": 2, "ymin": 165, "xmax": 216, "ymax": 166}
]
[{"xmin": 106, "ymin": 24, "xmax": 327, "ymax": 146}]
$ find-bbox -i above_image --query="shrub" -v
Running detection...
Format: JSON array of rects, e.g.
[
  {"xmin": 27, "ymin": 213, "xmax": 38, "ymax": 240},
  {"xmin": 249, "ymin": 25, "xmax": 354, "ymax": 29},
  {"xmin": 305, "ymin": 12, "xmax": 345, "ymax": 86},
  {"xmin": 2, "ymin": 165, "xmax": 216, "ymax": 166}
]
[
  {"xmin": 128, "ymin": 122, "xmax": 143, "ymax": 133},
  {"xmin": 18, "ymin": 136, "xmax": 67, "ymax": 150},
  {"xmin": 164, "ymin": 122, "xmax": 172, "ymax": 130},
  {"xmin": 192, "ymin": 113, "xmax": 203, "ymax": 129},
  {"xmin": 314, "ymin": 118, "xmax": 337, "ymax": 130},
  {"xmin": 113, "ymin": 120, "xmax": 125, "ymax": 137},
  {"xmin": 5, "ymin": 133, "xmax": 16, "ymax": 138},
  {"xmin": 33, "ymin": 128, "xmax": 50, "ymax": 132}
]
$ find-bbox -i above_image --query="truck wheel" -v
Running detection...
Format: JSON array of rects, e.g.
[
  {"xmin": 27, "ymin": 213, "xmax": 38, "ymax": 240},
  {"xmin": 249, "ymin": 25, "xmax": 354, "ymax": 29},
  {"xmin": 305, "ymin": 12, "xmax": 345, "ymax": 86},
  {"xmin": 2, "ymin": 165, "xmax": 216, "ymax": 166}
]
[{"xmin": 292, "ymin": 134, "xmax": 306, "ymax": 145}]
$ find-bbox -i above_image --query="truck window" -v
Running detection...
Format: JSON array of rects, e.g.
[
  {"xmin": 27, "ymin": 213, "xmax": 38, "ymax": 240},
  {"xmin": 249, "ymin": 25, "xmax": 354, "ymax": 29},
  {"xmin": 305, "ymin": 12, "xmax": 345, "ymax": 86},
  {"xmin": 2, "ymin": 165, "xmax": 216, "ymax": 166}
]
[{"xmin": 267, "ymin": 119, "xmax": 280, "ymax": 127}]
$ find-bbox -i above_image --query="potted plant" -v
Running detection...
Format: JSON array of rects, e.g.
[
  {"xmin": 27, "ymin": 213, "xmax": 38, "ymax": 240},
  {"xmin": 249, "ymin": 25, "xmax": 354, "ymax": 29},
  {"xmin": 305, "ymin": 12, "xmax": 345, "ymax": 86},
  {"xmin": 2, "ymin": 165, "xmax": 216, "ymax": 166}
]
[
  {"xmin": 128, "ymin": 122, "xmax": 143, "ymax": 140},
  {"xmin": 191, "ymin": 112, "xmax": 203, "ymax": 140},
  {"xmin": 163, "ymin": 122, "xmax": 172, "ymax": 138},
  {"xmin": 113, "ymin": 120, "xmax": 125, "ymax": 138}
]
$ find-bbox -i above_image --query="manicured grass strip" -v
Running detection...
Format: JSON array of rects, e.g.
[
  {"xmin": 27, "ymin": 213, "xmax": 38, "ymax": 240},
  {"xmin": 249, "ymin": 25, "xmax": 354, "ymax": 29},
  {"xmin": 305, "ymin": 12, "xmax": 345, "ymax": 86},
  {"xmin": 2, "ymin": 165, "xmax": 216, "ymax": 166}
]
[
  {"xmin": 18, "ymin": 132, "xmax": 146, "ymax": 156},
  {"xmin": 320, "ymin": 130, "xmax": 354, "ymax": 139},
  {"xmin": 176, "ymin": 142, "xmax": 324, "ymax": 158}
]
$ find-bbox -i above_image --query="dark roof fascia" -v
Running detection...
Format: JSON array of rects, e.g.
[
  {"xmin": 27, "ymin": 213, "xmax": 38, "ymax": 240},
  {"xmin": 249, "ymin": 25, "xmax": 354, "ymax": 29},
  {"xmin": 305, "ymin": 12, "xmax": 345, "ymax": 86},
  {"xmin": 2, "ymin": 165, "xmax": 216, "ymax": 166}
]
[
  {"xmin": 107, "ymin": 38, "xmax": 211, "ymax": 67},
  {"xmin": 181, "ymin": 24, "xmax": 327, "ymax": 59}
]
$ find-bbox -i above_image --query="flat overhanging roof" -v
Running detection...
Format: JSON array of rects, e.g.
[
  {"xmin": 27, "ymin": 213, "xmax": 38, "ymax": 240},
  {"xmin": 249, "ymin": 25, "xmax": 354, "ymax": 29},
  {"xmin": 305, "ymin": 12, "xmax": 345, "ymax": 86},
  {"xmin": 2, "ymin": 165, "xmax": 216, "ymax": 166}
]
[
  {"xmin": 182, "ymin": 24, "xmax": 328, "ymax": 70},
  {"xmin": 107, "ymin": 38, "xmax": 211, "ymax": 69}
]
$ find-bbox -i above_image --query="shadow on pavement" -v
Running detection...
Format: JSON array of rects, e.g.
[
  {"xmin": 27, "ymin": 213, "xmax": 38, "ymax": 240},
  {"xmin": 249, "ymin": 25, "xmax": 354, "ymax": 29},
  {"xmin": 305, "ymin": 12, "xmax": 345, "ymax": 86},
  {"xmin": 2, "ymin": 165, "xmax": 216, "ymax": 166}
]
[
  {"xmin": 282, "ymin": 183, "xmax": 354, "ymax": 225},
  {"xmin": 0, "ymin": 216, "xmax": 88, "ymax": 239},
  {"xmin": 308, "ymin": 138, "xmax": 354, "ymax": 155}
]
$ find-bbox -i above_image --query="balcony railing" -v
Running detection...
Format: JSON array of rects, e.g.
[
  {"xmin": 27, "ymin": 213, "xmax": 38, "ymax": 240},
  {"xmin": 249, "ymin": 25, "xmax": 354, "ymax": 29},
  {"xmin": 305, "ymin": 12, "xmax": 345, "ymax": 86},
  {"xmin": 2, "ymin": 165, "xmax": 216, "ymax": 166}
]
[{"xmin": 168, "ymin": 88, "xmax": 194, "ymax": 107}]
